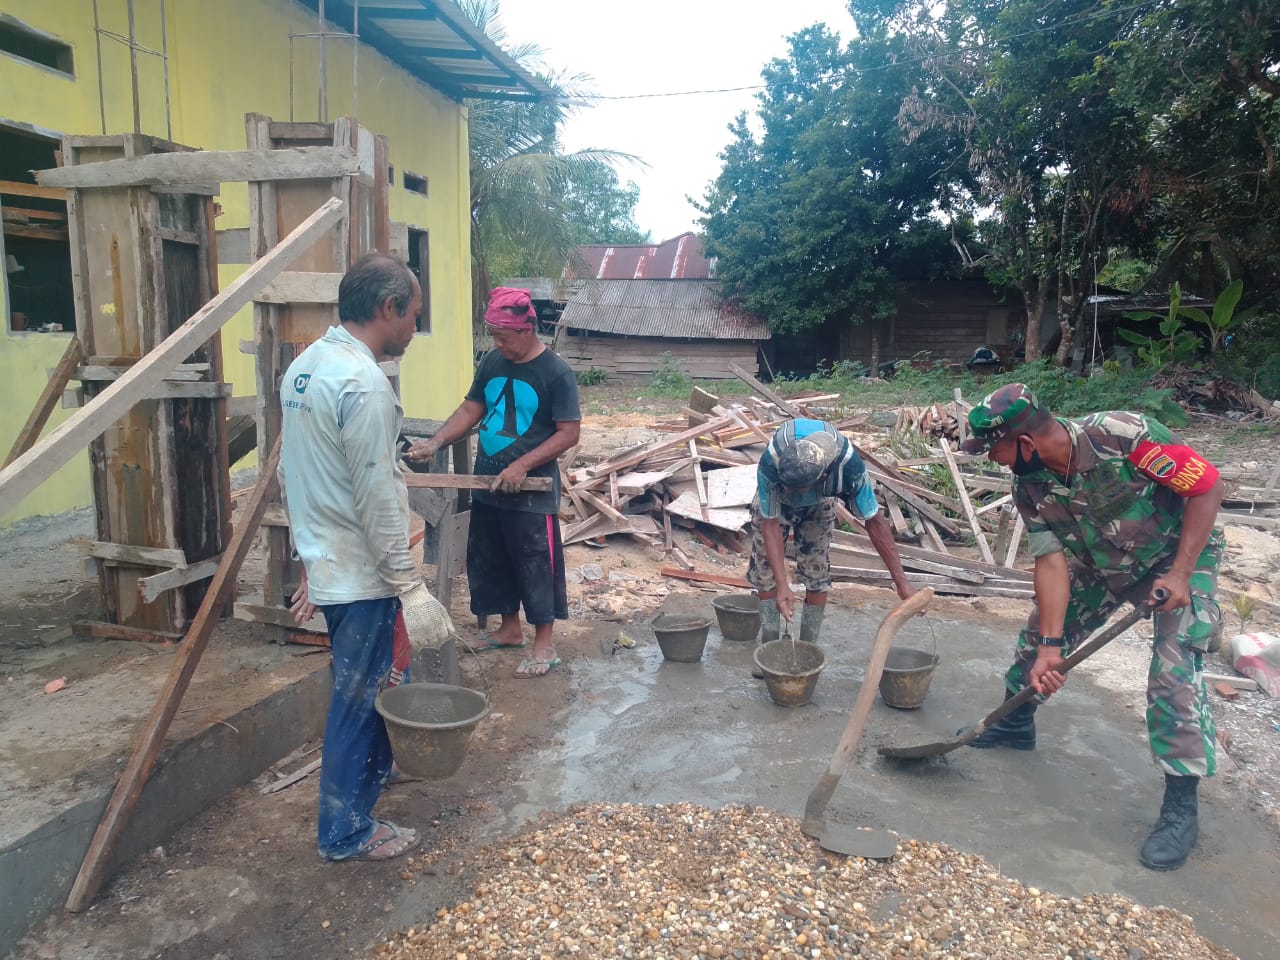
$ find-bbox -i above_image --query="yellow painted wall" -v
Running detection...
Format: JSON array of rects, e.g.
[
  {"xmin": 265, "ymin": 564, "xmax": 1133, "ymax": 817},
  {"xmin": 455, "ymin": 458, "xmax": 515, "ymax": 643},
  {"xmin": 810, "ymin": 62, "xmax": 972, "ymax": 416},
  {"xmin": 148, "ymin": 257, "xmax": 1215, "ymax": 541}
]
[{"xmin": 1, "ymin": 0, "xmax": 473, "ymax": 526}]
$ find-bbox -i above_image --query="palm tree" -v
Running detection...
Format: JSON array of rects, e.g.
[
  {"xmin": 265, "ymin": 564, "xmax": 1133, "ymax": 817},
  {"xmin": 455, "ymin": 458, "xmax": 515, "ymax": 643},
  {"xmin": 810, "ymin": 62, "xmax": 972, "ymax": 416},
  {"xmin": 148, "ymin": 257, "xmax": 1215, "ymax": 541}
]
[{"xmin": 460, "ymin": 1, "xmax": 639, "ymax": 335}]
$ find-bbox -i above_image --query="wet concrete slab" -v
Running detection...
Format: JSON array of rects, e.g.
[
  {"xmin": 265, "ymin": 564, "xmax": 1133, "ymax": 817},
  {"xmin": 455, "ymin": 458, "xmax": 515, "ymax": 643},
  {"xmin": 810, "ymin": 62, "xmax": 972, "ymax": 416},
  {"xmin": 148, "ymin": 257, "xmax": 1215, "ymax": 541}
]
[{"xmin": 487, "ymin": 601, "xmax": 1280, "ymax": 960}]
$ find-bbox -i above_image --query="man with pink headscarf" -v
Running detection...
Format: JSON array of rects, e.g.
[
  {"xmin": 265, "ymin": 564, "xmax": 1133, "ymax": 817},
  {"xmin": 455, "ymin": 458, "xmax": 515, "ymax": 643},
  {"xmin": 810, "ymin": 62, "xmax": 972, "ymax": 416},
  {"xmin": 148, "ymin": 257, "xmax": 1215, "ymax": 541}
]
[{"xmin": 409, "ymin": 288, "xmax": 580, "ymax": 678}]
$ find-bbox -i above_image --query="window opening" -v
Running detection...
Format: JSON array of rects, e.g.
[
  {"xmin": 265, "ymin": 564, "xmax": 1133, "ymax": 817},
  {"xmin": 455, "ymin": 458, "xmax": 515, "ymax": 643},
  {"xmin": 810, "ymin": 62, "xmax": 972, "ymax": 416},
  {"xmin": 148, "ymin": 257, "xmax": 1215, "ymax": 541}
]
[
  {"xmin": 1, "ymin": 125, "xmax": 73, "ymax": 333},
  {"xmin": 0, "ymin": 16, "xmax": 74, "ymax": 75},
  {"xmin": 408, "ymin": 228, "xmax": 430, "ymax": 334},
  {"xmin": 403, "ymin": 171, "xmax": 428, "ymax": 197}
]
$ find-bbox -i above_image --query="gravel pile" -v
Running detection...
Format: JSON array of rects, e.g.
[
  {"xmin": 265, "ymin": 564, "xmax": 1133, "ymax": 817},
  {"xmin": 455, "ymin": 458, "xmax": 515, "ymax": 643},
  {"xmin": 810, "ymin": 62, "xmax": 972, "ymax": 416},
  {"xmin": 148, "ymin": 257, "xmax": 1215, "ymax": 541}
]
[{"xmin": 373, "ymin": 802, "xmax": 1235, "ymax": 960}]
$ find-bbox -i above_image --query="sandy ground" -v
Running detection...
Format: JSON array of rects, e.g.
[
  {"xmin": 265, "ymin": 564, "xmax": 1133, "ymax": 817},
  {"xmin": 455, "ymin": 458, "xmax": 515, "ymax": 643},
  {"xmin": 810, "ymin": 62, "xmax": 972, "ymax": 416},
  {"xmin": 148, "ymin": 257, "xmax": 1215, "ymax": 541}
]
[{"xmin": 2, "ymin": 396, "xmax": 1278, "ymax": 960}]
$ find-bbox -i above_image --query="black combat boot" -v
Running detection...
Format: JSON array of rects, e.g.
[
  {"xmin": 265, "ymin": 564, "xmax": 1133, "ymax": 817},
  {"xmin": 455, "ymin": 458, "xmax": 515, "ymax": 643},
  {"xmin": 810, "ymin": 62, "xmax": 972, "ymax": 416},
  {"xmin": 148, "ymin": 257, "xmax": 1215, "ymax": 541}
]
[
  {"xmin": 967, "ymin": 688, "xmax": 1037, "ymax": 750},
  {"xmin": 1139, "ymin": 775, "xmax": 1199, "ymax": 871}
]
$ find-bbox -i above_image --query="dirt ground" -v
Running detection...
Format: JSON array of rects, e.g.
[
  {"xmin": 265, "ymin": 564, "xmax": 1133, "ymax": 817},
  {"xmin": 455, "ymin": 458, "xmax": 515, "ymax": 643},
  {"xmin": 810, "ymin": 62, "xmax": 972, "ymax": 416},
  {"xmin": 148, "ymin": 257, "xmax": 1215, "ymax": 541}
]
[{"xmin": 2, "ymin": 392, "xmax": 1278, "ymax": 959}]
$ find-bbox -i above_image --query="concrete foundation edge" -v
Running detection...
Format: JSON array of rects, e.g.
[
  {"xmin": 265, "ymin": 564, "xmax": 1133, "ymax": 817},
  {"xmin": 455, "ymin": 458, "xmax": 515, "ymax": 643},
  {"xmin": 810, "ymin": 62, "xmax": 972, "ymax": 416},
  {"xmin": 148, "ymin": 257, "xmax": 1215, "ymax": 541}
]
[{"xmin": 0, "ymin": 666, "xmax": 333, "ymax": 957}]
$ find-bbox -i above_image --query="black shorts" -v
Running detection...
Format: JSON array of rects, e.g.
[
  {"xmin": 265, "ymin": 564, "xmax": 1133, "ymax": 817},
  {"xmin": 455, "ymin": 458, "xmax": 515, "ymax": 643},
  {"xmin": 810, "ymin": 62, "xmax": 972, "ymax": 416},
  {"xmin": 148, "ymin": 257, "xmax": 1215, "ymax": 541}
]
[{"xmin": 466, "ymin": 501, "xmax": 568, "ymax": 624}]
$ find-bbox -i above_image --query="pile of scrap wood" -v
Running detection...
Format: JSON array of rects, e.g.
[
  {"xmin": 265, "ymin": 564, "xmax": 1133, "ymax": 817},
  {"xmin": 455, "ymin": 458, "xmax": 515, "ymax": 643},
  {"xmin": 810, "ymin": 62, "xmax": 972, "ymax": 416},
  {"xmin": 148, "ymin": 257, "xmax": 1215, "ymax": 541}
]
[
  {"xmin": 562, "ymin": 366, "xmax": 1038, "ymax": 599},
  {"xmin": 1152, "ymin": 370, "xmax": 1280, "ymax": 422}
]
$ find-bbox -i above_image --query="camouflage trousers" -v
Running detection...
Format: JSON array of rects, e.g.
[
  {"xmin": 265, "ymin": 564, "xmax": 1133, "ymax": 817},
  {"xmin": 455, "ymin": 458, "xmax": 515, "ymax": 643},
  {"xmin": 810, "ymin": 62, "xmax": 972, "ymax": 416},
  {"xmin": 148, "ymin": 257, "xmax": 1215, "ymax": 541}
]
[
  {"xmin": 746, "ymin": 499, "xmax": 835, "ymax": 593},
  {"xmin": 1003, "ymin": 530, "xmax": 1224, "ymax": 778}
]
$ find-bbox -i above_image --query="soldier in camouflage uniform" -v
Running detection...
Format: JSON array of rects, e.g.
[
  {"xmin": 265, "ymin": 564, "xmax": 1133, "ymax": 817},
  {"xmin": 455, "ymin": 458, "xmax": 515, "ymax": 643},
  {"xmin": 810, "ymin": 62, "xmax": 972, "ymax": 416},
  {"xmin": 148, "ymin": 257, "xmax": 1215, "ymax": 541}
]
[
  {"xmin": 961, "ymin": 384, "xmax": 1225, "ymax": 872},
  {"xmin": 747, "ymin": 420, "xmax": 913, "ymax": 668}
]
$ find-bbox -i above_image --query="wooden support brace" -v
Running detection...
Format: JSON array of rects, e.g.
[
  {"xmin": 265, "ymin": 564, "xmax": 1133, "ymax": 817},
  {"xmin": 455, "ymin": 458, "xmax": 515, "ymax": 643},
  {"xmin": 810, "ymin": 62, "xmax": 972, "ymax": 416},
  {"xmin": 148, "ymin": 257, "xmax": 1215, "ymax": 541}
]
[
  {"xmin": 88, "ymin": 541, "xmax": 187, "ymax": 567},
  {"xmin": 728, "ymin": 361, "xmax": 802, "ymax": 418},
  {"xmin": 0, "ymin": 197, "xmax": 345, "ymax": 518},
  {"xmin": 1004, "ymin": 511, "xmax": 1026, "ymax": 568},
  {"xmin": 137, "ymin": 555, "xmax": 223, "ymax": 604},
  {"xmin": 64, "ymin": 436, "xmax": 283, "ymax": 913}
]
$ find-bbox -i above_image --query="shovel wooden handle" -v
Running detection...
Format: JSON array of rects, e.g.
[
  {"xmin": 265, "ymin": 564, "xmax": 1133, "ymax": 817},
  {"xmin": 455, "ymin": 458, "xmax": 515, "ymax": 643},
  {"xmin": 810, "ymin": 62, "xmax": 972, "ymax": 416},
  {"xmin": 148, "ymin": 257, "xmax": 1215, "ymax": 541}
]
[
  {"xmin": 802, "ymin": 588, "xmax": 934, "ymax": 836},
  {"xmin": 969, "ymin": 589, "xmax": 1167, "ymax": 736}
]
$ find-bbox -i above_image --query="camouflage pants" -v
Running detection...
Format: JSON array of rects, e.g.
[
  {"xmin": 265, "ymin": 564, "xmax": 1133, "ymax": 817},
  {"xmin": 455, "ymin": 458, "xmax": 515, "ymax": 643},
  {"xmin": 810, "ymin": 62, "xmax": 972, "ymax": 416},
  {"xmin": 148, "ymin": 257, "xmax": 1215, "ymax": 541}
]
[
  {"xmin": 1003, "ymin": 531, "xmax": 1224, "ymax": 778},
  {"xmin": 746, "ymin": 499, "xmax": 835, "ymax": 593}
]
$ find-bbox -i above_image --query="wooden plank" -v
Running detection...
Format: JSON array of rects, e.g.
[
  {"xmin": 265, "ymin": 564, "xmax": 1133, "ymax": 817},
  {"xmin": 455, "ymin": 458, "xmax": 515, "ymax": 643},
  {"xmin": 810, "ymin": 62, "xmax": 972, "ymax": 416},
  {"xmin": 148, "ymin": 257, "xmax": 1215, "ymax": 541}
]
[
  {"xmin": 660, "ymin": 567, "xmax": 752, "ymax": 589},
  {"xmin": 2, "ymin": 222, "xmax": 68, "ymax": 241},
  {"xmin": 828, "ymin": 542, "xmax": 985, "ymax": 583},
  {"xmin": 76, "ymin": 365, "xmax": 204, "ymax": 382},
  {"xmin": 728, "ymin": 361, "xmax": 802, "ymax": 418},
  {"xmin": 0, "ymin": 197, "xmax": 345, "ymax": 518},
  {"xmin": 830, "ymin": 566, "xmax": 1035, "ymax": 599},
  {"xmin": 704, "ymin": 464, "xmax": 758, "ymax": 508},
  {"xmin": 1217, "ymin": 512, "xmax": 1280, "ymax": 530},
  {"xmin": 88, "ymin": 541, "xmax": 187, "ymax": 567},
  {"xmin": 260, "ymin": 758, "xmax": 322, "ymax": 794},
  {"xmin": 2, "ymin": 206, "xmax": 67, "ymax": 222},
  {"xmin": 401, "ymin": 473, "xmax": 552, "ymax": 492},
  {"xmin": 939, "ymin": 438, "xmax": 995, "ymax": 564},
  {"xmin": 233, "ymin": 601, "xmax": 326, "ymax": 633},
  {"xmin": 689, "ymin": 439, "xmax": 708, "ymax": 518},
  {"xmin": 65, "ymin": 436, "xmax": 283, "ymax": 913},
  {"xmin": 1203, "ymin": 673, "xmax": 1259, "ymax": 692},
  {"xmin": 830, "ymin": 528, "xmax": 1033, "ymax": 581},
  {"xmin": 884, "ymin": 493, "xmax": 911, "ymax": 536},
  {"xmin": 71, "ymin": 620, "xmax": 184, "ymax": 644},
  {"xmin": 1004, "ymin": 510, "xmax": 1025, "ymax": 568},
  {"xmin": 0, "ymin": 180, "xmax": 66, "ymax": 200},
  {"xmin": 579, "ymin": 488, "xmax": 626, "ymax": 523},
  {"xmin": 137, "ymin": 555, "xmax": 222, "ymax": 604},
  {"xmin": 665, "ymin": 490, "xmax": 750, "ymax": 531},
  {"xmin": 976, "ymin": 493, "xmax": 1014, "ymax": 516},
  {"xmin": 255, "ymin": 271, "xmax": 343, "ymax": 304},
  {"xmin": 3, "ymin": 337, "xmax": 83, "ymax": 469},
  {"xmin": 37, "ymin": 147, "xmax": 361, "ymax": 189},
  {"xmin": 586, "ymin": 415, "xmax": 734, "ymax": 478}
]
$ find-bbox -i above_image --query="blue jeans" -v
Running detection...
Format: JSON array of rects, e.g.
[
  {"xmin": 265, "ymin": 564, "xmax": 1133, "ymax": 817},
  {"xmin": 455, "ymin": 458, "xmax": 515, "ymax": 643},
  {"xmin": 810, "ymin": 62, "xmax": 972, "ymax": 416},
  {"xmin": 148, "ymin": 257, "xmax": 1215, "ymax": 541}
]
[{"xmin": 316, "ymin": 596, "xmax": 399, "ymax": 859}]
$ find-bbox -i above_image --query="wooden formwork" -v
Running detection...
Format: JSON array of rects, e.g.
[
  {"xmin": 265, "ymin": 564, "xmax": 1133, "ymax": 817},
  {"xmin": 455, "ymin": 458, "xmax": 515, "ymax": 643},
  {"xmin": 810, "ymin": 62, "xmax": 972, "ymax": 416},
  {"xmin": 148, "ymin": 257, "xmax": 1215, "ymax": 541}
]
[
  {"xmin": 238, "ymin": 114, "xmax": 391, "ymax": 641},
  {"xmin": 59, "ymin": 133, "xmax": 231, "ymax": 633}
]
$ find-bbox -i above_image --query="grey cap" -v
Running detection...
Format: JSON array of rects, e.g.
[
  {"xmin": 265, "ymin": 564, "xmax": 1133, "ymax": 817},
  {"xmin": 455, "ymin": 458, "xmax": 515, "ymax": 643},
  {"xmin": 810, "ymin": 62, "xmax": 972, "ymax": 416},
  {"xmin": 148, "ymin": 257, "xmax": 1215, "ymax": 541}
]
[{"xmin": 777, "ymin": 432, "xmax": 839, "ymax": 487}]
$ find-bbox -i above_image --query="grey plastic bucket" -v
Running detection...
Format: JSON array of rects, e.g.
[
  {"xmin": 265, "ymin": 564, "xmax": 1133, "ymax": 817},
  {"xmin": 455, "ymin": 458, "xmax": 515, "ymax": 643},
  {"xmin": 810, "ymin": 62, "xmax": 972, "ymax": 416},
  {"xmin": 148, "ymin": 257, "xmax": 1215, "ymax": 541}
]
[
  {"xmin": 375, "ymin": 682, "xmax": 490, "ymax": 780},
  {"xmin": 652, "ymin": 614, "xmax": 711, "ymax": 663},
  {"xmin": 712, "ymin": 593, "xmax": 761, "ymax": 642},
  {"xmin": 878, "ymin": 648, "xmax": 939, "ymax": 709},
  {"xmin": 753, "ymin": 639, "xmax": 825, "ymax": 707}
]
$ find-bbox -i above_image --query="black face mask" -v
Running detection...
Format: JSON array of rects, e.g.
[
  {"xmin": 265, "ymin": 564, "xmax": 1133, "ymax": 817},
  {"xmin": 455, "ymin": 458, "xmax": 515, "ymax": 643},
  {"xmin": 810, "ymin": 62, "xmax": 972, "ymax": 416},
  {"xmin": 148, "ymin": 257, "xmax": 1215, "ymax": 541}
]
[{"xmin": 1011, "ymin": 440, "xmax": 1047, "ymax": 476}]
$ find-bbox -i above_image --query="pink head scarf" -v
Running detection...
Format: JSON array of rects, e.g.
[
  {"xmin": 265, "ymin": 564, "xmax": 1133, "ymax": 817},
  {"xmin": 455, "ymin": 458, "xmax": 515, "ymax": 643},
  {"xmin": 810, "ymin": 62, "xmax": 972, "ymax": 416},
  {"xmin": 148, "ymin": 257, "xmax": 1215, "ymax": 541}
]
[{"xmin": 485, "ymin": 287, "xmax": 537, "ymax": 329}]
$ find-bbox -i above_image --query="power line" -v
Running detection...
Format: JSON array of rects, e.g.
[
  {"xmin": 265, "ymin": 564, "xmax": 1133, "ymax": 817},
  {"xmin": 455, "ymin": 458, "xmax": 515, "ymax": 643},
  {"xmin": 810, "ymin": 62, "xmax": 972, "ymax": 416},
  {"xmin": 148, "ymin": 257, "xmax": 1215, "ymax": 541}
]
[{"xmin": 549, "ymin": 0, "xmax": 1161, "ymax": 103}]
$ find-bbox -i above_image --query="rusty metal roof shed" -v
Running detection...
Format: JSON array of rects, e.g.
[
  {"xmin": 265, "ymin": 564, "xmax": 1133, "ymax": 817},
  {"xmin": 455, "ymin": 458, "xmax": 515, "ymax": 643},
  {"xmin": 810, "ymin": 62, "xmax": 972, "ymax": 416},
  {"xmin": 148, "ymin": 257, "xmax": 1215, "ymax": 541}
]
[
  {"xmin": 572, "ymin": 232, "xmax": 714, "ymax": 280},
  {"xmin": 560, "ymin": 280, "xmax": 770, "ymax": 341},
  {"xmin": 293, "ymin": 0, "xmax": 553, "ymax": 102}
]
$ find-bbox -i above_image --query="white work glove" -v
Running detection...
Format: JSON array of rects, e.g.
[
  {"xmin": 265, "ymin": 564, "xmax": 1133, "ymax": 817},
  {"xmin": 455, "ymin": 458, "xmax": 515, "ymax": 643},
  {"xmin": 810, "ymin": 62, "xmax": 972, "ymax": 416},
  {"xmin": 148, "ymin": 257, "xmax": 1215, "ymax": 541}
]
[{"xmin": 399, "ymin": 583, "xmax": 454, "ymax": 651}]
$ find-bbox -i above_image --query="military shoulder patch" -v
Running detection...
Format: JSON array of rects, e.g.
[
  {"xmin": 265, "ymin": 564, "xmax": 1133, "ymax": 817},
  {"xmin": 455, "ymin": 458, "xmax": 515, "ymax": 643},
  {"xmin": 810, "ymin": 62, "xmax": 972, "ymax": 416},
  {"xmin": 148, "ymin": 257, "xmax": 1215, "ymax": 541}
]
[{"xmin": 1128, "ymin": 440, "xmax": 1219, "ymax": 495}]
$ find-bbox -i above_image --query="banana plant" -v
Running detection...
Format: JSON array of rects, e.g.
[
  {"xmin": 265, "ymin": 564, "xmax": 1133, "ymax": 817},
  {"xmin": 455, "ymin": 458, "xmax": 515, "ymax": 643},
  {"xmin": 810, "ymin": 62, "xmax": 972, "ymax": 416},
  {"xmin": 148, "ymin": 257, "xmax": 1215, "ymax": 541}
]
[{"xmin": 1176, "ymin": 279, "xmax": 1255, "ymax": 356}]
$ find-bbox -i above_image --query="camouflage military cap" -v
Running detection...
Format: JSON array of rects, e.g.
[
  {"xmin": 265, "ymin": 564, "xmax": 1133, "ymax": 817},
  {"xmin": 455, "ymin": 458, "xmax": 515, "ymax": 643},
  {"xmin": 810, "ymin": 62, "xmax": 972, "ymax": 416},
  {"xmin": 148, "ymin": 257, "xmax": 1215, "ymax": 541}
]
[
  {"xmin": 777, "ymin": 431, "xmax": 839, "ymax": 487},
  {"xmin": 960, "ymin": 383, "xmax": 1051, "ymax": 453}
]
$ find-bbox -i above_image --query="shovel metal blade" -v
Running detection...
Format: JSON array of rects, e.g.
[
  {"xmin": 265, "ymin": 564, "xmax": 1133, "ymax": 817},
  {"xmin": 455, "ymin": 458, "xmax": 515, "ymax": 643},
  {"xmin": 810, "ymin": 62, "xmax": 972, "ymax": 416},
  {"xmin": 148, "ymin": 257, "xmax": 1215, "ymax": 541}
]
[
  {"xmin": 877, "ymin": 725, "xmax": 980, "ymax": 760},
  {"xmin": 817, "ymin": 824, "xmax": 899, "ymax": 859}
]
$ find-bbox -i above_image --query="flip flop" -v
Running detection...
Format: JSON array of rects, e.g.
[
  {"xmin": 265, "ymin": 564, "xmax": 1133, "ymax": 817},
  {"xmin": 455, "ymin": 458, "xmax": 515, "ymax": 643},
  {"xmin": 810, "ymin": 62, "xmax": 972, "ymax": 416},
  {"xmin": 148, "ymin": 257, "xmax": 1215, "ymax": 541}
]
[
  {"xmin": 340, "ymin": 820, "xmax": 420, "ymax": 862},
  {"xmin": 479, "ymin": 633, "xmax": 527, "ymax": 650},
  {"xmin": 515, "ymin": 656, "xmax": 561, "ymax": 679}
]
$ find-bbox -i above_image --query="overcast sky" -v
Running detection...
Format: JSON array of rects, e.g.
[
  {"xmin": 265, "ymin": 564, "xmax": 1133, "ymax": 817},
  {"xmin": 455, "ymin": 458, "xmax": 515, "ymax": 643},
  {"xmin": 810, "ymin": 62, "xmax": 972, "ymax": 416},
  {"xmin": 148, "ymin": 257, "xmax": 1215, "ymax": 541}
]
[{"xmin": 498, "ymin": 1, "xmax": 857, "ymax": 243}]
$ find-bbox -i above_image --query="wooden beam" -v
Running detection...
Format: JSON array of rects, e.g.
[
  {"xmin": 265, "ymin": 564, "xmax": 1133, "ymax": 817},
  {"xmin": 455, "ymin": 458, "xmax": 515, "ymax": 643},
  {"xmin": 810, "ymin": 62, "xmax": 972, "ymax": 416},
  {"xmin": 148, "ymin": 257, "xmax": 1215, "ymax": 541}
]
[
  {"xmin": 233, "ymin": 600, "xmax": 326, "ymax": 633},
  {"xmin": 87, "ymin": 541, "xmax": 187, "ymax": 567},
  {"xmin": 137, "ymin": 555, "xmax": 222, "ymax": 604},
  {"xmin": 401, "ymin": 472, "xmax": 552, "ymax": 491},
  {"xmin": 830, "ymin": 566, "xmax": 1035, "ymax": 600},
  {"xmin": 3, "ymin": 336, "xmax": 82, "ymax": 469},
  {"xmin": 37, "ymin": 147, "xmax": 360, "ymax": 189},
  {"xmin": 586, "ymin": 415, "xmax": 734, "ymax": 478},
  {"xmin": 728, "ymin": 361, "xmax": 802, "ymax": 418},
  {"xmin": 0, "ymin": 197, "xmax": 345, "ymax": 518},
  {"xmin": 254, "ymin": 271, "xmax": 344, "ymax": 304},
  {"xmin": 76, "ymin": 365, "xmax": 205, "ymax": 382},
  {"xmin": 660, "ymin": 567, "xmax": 752, "ymax": 589},
  {"xmin": 2, "ymin": 222, "xmax": 68, "ymax": 241},
  {"xmin": 0, "ymin": 179, "xmax": 65, "ymax": 200},
  {"xmin": 939, "ymin": 438, "xmax": 996, "ymax": 564},
  {"xmin": 71, "ymin": 620, "xmax": 184, "ymax": 644},
  {"xmin": 64, "ymin": 436, "xmax": 282, "ymax": 913}
]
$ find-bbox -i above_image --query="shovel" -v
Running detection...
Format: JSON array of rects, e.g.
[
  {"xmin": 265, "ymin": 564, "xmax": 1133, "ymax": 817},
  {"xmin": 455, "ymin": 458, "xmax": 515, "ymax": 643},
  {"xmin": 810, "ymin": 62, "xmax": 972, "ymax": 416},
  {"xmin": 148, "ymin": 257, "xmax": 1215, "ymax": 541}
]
[
  {"xmin": 801, "ymin": 588, "xmax": 934, "ymax": 856},
  {"xmin": 878, "ymin": 588, "xmax": 1167, "ymax": 761}
]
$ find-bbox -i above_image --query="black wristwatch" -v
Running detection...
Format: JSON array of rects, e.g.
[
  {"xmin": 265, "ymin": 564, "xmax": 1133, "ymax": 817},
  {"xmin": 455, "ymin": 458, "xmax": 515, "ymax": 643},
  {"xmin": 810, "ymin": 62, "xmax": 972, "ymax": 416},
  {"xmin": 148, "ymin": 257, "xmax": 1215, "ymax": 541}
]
[{"xmin": 1039, "ymin": 635, "xmax": 1067, "ymax": 648}]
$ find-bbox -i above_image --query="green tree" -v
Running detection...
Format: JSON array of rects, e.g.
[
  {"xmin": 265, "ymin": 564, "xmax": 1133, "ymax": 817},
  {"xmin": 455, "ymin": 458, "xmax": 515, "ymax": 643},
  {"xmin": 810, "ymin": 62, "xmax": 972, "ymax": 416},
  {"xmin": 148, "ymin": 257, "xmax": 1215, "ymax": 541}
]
[
  {"xmin": 698, "ymin": 24, "xmax": 961, "ymax": 343},
  {"xmin": 561, "ymin": 162, "xmax": 650, "ymax": 245}
]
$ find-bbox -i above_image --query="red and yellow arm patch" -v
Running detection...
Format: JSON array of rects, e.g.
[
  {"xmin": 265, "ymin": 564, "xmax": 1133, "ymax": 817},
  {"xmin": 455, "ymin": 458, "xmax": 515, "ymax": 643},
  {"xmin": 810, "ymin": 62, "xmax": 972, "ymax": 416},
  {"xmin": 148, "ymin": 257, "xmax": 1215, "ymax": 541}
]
[{"xmin": 1129, "ymin": 440, "xmax": 1219, "ymax": 496}]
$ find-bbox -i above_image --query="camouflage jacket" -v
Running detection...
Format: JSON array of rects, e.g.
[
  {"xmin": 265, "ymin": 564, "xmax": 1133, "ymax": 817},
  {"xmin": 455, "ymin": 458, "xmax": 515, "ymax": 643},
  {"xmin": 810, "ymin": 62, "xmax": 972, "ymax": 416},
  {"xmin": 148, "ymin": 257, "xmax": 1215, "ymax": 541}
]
[{"xmin": 1013, "ymin": 411, "xmax": 1221, "ymax": 594}]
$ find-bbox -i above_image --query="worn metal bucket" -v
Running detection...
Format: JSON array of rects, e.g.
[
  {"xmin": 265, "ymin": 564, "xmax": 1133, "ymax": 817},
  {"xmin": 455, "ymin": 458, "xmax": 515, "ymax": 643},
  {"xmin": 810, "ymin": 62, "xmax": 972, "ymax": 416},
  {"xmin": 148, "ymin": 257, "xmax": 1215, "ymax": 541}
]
[
  {"xmin": 652, "ymin": 615, "xmax": 711, "ymax": 663},
  {"xmin": 754, "ymin": 639, "xmax": 825, "ymax": 707},
  {"xmin": 878, "ymin": 647, "xmax": 939, "ymax": 709},
  {"xmin": 375, "ymin": 682, "xmax": 490, "ymax": 780},
  {"xmin": 712, "ymin": 593, "xmax": 761, "ymax": 642}
]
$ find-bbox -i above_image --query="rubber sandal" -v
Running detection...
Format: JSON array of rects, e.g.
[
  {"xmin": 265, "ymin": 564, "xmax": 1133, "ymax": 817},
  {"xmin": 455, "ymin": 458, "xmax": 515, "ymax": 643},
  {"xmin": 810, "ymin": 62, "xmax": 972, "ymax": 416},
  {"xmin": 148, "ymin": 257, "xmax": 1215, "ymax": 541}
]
[
  {"xmin": 335, "ymin": 820, "xmax": 420, "ymax": 862},
  {"xmin": 479, "ymin": 633, "xmax": 526, "ymax": 650},
  {"xmin": 514, "ymin": 656, "xmax": 561, "ymax": 679}
]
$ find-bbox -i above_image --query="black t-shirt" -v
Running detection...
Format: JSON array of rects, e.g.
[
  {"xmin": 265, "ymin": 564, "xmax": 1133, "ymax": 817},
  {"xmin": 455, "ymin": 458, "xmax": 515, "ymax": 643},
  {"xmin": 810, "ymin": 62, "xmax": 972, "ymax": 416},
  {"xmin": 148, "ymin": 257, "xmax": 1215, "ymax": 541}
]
[{"xmin": 466, "ymin": 347, "xmax": 581, "ymax": 514}]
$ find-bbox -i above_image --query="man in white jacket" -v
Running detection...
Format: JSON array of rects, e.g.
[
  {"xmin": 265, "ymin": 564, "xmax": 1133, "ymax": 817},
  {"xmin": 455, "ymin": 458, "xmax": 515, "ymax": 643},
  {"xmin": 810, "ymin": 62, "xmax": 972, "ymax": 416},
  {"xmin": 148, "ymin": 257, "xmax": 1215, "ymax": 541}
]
[{"xmin": 280, "ymin": 253, "xmax": 451, "ymax": 862}]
